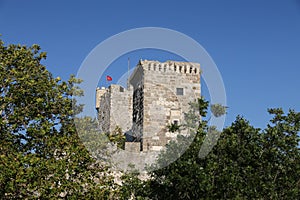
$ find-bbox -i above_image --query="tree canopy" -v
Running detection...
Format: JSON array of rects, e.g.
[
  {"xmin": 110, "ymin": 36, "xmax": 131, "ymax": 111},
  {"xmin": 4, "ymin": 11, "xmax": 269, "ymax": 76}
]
[
  {"xmin": 0, "ymin": 39, "xmax": 116, "ymax": 199},
  {"xmin": 0, "ymin": 38, "xmax": 299, "ymax": 199},
  {"xmin": 122, "ymin": 99, "xmax": 300, "ymax": 199}
]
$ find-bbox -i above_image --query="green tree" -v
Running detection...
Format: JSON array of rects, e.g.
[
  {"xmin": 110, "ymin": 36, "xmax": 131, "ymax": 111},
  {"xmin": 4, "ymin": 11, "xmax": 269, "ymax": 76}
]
[
  {"xmin": 135, "ymin": 99, "xmax": 300, "ymax": 199},
  {"xmin": 210, "ymin": 103, "xmax": 227, "ymax": 117},
  {"xmin": 258, "ymin": 108, "xmax": 300, "ymax": 198},
  {"xmin": 105, "ymin": 126, "xmax": 126, "ymax": 150},
  {"xmin": 0, "ymin": 39, "xmax": 116, "ymax": 198}
]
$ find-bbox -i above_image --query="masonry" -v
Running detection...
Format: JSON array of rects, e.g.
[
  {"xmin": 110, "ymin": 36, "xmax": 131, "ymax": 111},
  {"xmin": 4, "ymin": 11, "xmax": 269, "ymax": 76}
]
[
  {"xmin": 96, "ymin": 60, "xmax": 201, "ymax": 152},
  {"xmin": 96, "ymin": 85, "xmax": 133, "ymax": 133}
]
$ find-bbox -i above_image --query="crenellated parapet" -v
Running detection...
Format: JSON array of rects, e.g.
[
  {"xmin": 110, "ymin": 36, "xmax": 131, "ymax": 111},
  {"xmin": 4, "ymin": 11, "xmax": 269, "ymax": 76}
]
[
  {"xmin": 97, "ymin": 59, "xmax": 201, "ymax": 153},
  {"xmin": 96, "ymin": 84, "xmax": 133, "ymax": 134},
  {"xmin": 96, "ymin": 87, "xmax": 107, "ymax": 109},
  {"xmin": 139, "ymin": 60, "xmax": 200, "ymax": 75}
]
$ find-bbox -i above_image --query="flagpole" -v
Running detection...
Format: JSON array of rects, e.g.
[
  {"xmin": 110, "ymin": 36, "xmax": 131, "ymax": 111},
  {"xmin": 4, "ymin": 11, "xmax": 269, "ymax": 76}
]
[
  {"xmin": 127, "ymin": 57, "xmax": 130, "ymax": 89},
  {"xmin": 105, "ymin": 75, "xmax": 112, "ymax": 88}
]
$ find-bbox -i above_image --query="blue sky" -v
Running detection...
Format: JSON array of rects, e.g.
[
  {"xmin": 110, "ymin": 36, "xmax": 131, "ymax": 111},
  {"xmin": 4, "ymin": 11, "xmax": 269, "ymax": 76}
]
[{"xmin": 0, "ymin": 0, "xmax": 299, "ymax": 128}]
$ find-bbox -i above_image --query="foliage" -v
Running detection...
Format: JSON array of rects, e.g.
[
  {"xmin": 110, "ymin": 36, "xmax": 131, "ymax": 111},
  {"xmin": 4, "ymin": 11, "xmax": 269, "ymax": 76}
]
[
  {"xmin": 105, "ymin": 126, "xmax": 126, "ymax": 150},
  {"xmin": 1, "ymin": 38, "xmax": 299, "ymax": 199},
  {"xmin": 117, "ymin": 170, "xmax": 152, "ymax": 200},
  {"xmin": 210, "ymin": 103, "xmax": 227, "ymax": 117},
  {"xmin": 0, "ymin": 39, "xmax": 117, "ymax": 199},
  {"xmin": 75, "ymin": 116, "xmax": 115, "ymax": 161},
  {"xmin": 167, "ymin": 123, "xmax": 181, "ymax": 133},
  {"xmin": 129, "ymin": 98, "xmax": 300, "ymax": 199}
]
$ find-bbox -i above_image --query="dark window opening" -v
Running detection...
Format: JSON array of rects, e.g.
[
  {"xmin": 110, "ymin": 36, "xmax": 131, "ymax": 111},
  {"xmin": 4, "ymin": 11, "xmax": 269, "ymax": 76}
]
[{"xmin": 176, "ymin": 88, "xmax": 184, "ymax": 95}]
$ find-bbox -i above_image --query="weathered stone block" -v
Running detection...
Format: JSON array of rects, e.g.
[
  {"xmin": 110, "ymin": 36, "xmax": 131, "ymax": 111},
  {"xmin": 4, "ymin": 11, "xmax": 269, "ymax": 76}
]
[{"xmin": 96, "ymin": 60, "xmax": 200, "ymax": 152}]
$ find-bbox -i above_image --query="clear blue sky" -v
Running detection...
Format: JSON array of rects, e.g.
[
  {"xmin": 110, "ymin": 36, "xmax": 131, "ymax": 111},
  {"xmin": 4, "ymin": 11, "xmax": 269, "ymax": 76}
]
[{"xmin": 1, "ymin": 0, "xmax": 299, "ymax": 128}]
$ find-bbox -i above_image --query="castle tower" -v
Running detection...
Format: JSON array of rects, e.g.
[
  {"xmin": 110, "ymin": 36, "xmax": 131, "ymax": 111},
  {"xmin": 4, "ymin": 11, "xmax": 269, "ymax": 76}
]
[
  {"xmin": 96, "ymin": 85, "xmax": 133, "ymax": 134},
  {"xmin": 129, "ymin": 60, "xmax": 201, "ymax": 151}
]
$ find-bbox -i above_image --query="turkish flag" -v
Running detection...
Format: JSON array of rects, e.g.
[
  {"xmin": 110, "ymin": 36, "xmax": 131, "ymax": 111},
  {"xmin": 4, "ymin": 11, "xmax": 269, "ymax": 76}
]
[{"xmin": 106, "ymin": 75, "xmax": 112, "ymax": 81}]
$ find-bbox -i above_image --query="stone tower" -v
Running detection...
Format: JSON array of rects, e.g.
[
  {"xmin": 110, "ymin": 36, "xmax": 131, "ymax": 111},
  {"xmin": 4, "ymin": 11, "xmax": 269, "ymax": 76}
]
[
  {"xmin": 96, "ymin": 85, "xmax": 133, "ymax": 134},
  {"xmin": 129, "ymin": 60, "xmax": 201, "ymax": 151}
]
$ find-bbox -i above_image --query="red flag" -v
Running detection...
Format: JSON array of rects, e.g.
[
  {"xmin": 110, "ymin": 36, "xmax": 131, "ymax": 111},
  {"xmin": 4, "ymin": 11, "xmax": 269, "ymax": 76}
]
[{"xmin": 106, "ymin": 75, "xmax": 112, "ymax": 81}]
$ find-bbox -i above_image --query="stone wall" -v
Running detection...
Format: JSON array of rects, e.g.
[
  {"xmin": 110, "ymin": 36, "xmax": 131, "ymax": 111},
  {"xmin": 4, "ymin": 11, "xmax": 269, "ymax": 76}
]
[
  {"xmin": 96, "ymin": 85, "xmax": 132, "ymax": 134},
  {"xmin": 109, "ymin": 85, "xmax": 132, "ymax": 133},
  {"xmin": 96, "ymin": 60, "xmax": 201, "ymax": 152},
  {"xmin": 96, "ymin": 87, "xmax": 111, "ymax": 133},
  {"xmin": 129, "ymin": 60, "xmax": 201, "ymax": 151}
]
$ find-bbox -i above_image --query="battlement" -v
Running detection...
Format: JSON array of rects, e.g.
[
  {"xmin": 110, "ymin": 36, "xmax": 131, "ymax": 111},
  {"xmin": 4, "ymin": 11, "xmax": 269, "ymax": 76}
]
[
  {"xmin": 96, "ymin": 85, "xmax": 129, "ymax": 109},
  {"xmin": 96, "ymin": 59, "xmax": 201, "ymax": 153},
  {"xmin": 96, "ymin": 84, "xmax": 133, "ymax": 134},
  {"xmin": 139, "ymin": 60, "xmax": 200, "ymax": 75},
  {"xmin": 95, "ymin": 87, "xmax": 107, "ymax": 109}
]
